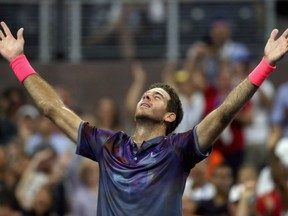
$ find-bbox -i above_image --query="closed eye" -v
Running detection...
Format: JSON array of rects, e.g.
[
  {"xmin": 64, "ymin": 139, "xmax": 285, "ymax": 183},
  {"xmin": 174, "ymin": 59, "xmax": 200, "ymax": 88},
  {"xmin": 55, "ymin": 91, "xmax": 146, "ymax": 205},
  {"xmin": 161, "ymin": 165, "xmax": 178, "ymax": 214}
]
[{"xmin": 154, "ymin": 92, "xmax": 164, "ymax": 100}]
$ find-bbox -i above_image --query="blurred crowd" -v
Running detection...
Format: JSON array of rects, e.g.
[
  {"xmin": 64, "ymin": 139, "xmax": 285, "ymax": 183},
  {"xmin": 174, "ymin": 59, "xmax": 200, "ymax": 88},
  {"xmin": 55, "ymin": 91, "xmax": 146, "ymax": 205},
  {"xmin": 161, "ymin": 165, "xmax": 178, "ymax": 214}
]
[{"xmin": 1, "ymin": 11, "xmax": 288, "ymax": 216}]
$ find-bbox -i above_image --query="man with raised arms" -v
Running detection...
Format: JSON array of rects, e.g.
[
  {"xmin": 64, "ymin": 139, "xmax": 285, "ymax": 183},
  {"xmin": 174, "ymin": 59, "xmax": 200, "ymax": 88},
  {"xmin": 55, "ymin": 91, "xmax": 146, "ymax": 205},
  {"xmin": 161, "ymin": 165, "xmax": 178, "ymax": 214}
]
[{"xmin": 1, "ymin": 21, "xmax": 288, "ymax": 216}]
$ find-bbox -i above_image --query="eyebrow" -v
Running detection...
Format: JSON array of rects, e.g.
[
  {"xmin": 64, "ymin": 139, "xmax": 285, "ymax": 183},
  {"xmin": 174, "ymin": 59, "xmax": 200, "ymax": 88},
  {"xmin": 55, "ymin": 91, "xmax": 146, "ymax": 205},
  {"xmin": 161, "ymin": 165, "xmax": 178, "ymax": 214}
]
[
  {"xmin": 154, "ymin": 91, "xmax": 165, "ymax": 99},
  {"xmin": 143, "ymin": 90, "xmax": 165, "ymax": 99}
]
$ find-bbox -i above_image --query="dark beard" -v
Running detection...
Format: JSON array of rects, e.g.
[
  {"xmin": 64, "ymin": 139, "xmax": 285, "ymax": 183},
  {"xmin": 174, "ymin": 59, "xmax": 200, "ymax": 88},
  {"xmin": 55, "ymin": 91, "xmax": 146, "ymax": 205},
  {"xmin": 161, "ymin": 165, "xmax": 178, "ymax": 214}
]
[{"xmin": 135, "ymin": 114, "xmax": 163, "ymax": 125}]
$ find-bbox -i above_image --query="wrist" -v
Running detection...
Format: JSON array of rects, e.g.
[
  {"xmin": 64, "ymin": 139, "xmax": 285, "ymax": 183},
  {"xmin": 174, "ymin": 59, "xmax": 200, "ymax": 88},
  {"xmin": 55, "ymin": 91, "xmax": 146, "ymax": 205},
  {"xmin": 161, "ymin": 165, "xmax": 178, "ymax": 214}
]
[
  {"xmin": 10, "ymin": 55, "xmax": 37, "ymax": 83},
  {"xmin": 248, "ymin": 57, "xmax": 276, "ymax": 86},
  {"xmin": 264, "ymin": 56, "xmax": 276, "ymax": 66},
  {"xmin": 8, "ymin": 53, "xmax": 24, "ymax": 63}
]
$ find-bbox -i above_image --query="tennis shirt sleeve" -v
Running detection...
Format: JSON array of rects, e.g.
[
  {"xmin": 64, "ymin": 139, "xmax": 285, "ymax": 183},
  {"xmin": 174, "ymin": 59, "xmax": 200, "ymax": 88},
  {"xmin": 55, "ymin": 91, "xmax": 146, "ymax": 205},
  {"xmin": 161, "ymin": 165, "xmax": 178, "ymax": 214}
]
[
  {"xmin": 171, "ymin": 126, "xmax": 212, "ymax": 170},
  {"xmin": 76, "ymin": 121, "xmax": 118, "ymax": 162}
]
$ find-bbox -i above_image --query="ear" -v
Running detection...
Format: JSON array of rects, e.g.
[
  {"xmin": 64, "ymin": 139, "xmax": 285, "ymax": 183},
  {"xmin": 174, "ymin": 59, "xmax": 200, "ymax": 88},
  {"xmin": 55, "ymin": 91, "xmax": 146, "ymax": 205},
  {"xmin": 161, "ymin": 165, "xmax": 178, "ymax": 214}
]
[{"xmin": 164, "ymin": 112, "xmax": 176, "ymax": 123}]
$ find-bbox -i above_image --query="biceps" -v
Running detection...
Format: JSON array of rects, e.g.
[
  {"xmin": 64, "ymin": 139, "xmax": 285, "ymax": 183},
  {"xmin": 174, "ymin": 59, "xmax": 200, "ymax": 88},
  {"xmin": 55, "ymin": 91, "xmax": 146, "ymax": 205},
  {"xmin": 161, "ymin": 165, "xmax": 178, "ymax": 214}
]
[{"xmin": 196, "ymin": 108, "xmax": 229, "ymax": 152}]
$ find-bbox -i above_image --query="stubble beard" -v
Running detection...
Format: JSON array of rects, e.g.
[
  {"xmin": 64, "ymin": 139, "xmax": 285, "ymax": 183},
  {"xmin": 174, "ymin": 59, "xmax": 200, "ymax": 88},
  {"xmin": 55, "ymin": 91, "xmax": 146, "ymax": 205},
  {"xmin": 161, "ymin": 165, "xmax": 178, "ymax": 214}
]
[{"xmin": 135, "ymin": 114, "xmax": 163, "ymax": 125}]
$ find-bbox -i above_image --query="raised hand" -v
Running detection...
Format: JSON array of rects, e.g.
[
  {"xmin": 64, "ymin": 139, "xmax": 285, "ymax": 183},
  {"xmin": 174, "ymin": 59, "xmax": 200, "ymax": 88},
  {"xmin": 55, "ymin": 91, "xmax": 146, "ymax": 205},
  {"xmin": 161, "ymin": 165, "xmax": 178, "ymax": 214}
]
[
  {"xmin": 131, "ymin": 61, "xmax": 146, "ymax": 84},
  {"xmin": 0, "ymin": 21, "xmax": 24, "ymax": 62},
  {"xmin": 264, "ymin": 28, "xmax": 288, "ymax": 65}
]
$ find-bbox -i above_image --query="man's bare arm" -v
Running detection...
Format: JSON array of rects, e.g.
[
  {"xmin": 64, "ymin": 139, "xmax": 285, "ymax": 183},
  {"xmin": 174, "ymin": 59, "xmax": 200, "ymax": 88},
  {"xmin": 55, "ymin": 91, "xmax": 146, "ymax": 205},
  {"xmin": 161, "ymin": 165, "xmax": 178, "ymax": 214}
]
[
  {"xmin": 0, "ymin": 21, "xmax": 82, "ymax": 143},
  {"xmin": 23, "ymin": 75, "xmax": 82, "ymax": 142},
  {"xmin": 196, "ymin": 27, "xmax": 288, "ymax": 152},
  {"xmin": 197, "ymin": 78, "xmax": 257, "ymax": 152}
]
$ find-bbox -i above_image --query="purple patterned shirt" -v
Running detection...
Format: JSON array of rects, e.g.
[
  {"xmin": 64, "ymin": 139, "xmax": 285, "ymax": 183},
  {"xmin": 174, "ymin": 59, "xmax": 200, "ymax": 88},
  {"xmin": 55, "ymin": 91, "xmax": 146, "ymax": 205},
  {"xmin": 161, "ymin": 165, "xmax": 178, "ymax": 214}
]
[{"xmin": 76, "ymin": 121, "xmax": 211, "ymax": 216}]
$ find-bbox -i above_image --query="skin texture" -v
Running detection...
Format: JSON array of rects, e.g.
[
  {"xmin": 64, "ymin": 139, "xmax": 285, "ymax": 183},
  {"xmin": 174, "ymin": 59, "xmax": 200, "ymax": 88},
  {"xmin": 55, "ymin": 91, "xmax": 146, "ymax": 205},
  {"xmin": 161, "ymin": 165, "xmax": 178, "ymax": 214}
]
[{"xmin": 1, "ymin": 21, "xmax": 288, "ymax": 152}]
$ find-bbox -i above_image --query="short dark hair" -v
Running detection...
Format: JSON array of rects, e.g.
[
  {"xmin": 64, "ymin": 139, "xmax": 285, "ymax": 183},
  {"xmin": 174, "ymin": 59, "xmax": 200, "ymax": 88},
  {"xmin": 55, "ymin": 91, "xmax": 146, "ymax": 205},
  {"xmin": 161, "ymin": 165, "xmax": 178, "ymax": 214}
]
[{"xmin": 148, "ymin": 83, "xmax": 183, "ymax": 135}]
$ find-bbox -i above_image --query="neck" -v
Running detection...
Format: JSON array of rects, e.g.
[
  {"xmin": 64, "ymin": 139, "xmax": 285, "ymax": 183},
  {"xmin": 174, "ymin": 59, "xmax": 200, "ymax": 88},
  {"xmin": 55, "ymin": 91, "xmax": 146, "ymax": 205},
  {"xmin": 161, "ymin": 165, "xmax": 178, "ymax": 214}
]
[{"xmin": 133, "ymin": 119, "xmax": 166, "ymax": 148}]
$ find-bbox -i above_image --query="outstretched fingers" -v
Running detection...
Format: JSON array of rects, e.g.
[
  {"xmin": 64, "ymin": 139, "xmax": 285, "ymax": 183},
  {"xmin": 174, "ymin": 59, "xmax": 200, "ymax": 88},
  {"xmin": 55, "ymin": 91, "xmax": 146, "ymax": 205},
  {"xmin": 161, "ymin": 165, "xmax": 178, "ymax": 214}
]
[
  {"xmin": 0, "ymin": 21, "xmax": 12, "ymax": 36},
  {"xmin": 0, "ymin": 29, "xmax": 5, "ymax": 40},
  {"xmin": 270, "ymin": 29, "xmax": 279, "ymax": 41},
  {"xmin": 282, "ymin": 28, "xmax": 288, "ymax": 39},
  {"xmin": 17, "ymin": 28, "xmax": 24, "ymax": 41}
]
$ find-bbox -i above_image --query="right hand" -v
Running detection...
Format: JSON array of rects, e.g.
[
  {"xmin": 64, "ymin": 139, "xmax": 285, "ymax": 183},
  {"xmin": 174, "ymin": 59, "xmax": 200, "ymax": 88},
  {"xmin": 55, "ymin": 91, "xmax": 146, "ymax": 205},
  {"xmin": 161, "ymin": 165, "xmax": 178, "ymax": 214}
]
[
  {"xmin": 131, "ymin": 61, "xmax": 146, "ymax": 83},
  {"xmin": 0, "ymin": 21, "xmax": 25, "ymax": 62},
  {"xmin": 264, "ymin": 28, "xmax": 288, "ymax": 65}
]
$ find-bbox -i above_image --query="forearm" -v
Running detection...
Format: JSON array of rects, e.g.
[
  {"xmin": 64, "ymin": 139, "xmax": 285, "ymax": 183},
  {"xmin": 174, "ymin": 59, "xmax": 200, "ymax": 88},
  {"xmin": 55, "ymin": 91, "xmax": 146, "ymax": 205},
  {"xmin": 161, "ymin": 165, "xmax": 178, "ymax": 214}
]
[
  {"xmin": 267, "ymin": 125, "xmax": 282, "ymax": 151},
  {"xmin": 15, "ymin": 158, "xmax": 41, "ymax": 210},
  {"xmin": 197, "ymin": 57, "xmax": 275, "ymax": 152},
  {"xmin": 197, "ymin": 78, "xmax": 258, "ymax": 151},
  {"xmin": 161, "ymin": 61, "xmax": 177, "ymax": 87},
  {"xmin": 23, "ymin": 74, "xmax": 64, "ymax": 115},
  {"xmin": 220, "ymin": 78, "xmax": 258, "ymax": 125},
  {"xmin": 235, "ymin": 198, "xmax": 250, "ymax": 216},
  {"xmin": 23, "ymin": 75, "xmax": 81, "ymax": 142}
]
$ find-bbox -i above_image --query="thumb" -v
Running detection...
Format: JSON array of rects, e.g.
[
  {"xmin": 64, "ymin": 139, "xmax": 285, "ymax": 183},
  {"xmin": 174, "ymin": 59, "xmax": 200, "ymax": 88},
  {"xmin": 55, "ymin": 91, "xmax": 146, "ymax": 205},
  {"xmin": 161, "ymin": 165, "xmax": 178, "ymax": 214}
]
[
  {"xmin": 270, "ymin": 29, "xmax": 279, "ymax": 41},
  {"xmin": 17, "ymin": 28, "xmax": 24, "ymax": 41}
]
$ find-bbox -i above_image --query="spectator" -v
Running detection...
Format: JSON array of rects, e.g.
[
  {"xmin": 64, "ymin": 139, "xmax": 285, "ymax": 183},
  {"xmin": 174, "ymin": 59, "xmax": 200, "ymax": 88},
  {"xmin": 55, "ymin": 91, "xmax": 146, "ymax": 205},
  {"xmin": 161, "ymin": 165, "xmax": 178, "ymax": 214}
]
[
  {"xmin": 183, "ymin": 159, "xmax": 215, "ymax": 214},
  {"xmin": 125, "ymin": 61, "xmax": 147, "ymax": 121},
  {"xmin": 171, "ymin": 69, "xmax": 206, "ymax": 133},
  {"xmin": 71, "ymin": 159, "xmax": 99, "ymax": 216},
  {"xmin": 233, "ymin": 56, "xmax": 276, "ymax": 171},
  {"xmin": 203, "ymin": 17, "xmax": 250, "ymax": 85},
  {"xmin": 94, "ymin": 97, "xmax": 122, "ymax": 131},
  {"xmin": 184, "ymin": 159, "xmax": 215, "ymax": 201},
  {"xmin": 24, "ymin": 116, "xmax": 75, "ymax": 156},
  {"xmin": 228, "ymin": 164, "xmax": 259, "ymax": 216},
  {"xmin": 191, "ymin": 163, "xmax": 234, "ymax": 216},
  {"xmin": 0, "ymin": 87, "xmax": 26, "ymax": 146},
  {"xmin": 24, "ymin": 185, "xmax": 55, "ymax": 216},
  {"xmin": 204, "ymin": 59, "xmax": 253, "ymax": 176},
  {"xmin": 16, "ymin": 104, "xmax": 40, "ymax": 143},
  {"xmin": 263, "ymin": 137, "xmax": 288, "ymax": 215},
  {"xmin": 15, "ymin": 148, "xmax": 69, "ymax": 215},
  {"xmin": 0, "ymin": 188, "xmax": 22, "ymax": 216}
]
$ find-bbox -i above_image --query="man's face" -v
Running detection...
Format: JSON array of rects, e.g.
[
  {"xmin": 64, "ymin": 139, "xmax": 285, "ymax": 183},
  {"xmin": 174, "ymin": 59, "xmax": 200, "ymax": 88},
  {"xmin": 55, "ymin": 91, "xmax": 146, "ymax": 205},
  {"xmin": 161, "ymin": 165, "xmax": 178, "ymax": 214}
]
[
  {"xmin": 135, "ymin": 88, "xmax": 171, "ymax": 123},
  {"xmin": 212, "ymin": 166, "xmax": 233, "ymax": 194},
  {"xmin": 210, "ymin": 21, "xmax": 231, "ymax": 45}
]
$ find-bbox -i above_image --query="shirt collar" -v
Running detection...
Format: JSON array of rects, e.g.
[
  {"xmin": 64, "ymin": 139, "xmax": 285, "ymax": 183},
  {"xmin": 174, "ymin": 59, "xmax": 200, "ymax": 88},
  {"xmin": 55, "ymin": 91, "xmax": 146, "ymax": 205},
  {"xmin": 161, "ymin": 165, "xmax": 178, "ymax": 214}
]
[{"xmin": 130, "ymin": 135, "xmax": 167, "ymax": 153}]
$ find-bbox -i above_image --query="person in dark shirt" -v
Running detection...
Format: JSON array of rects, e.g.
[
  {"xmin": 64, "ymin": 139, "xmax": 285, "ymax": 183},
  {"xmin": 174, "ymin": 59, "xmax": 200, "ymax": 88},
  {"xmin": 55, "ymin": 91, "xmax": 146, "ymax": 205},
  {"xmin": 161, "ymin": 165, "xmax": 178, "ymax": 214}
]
[
  {"xmin": 1, "ymin": 21, "xmax": 288, "ymax": 216},
  {"xmin": 193, "ymin": 163, "xmax": 233, "ymax": 216}
]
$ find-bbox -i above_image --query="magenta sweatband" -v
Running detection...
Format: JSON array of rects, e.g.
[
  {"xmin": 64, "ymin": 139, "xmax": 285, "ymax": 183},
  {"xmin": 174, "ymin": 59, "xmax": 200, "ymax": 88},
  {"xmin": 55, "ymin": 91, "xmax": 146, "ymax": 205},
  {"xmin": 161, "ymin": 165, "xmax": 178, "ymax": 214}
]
[
  {"xmin": 248, "ymin": 57, "xmax": 276, "ymax": 86},
  {"xmin": 10, "ymin": 55, "xmax": 37, "ymax": 83}
]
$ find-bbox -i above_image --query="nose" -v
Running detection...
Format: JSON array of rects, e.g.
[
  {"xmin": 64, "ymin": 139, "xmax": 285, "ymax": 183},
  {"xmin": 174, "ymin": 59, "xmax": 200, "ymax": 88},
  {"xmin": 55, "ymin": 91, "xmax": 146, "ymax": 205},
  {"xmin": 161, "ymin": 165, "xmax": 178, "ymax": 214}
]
[{"xmin": 142, "ymin": 92, "xmax": 151, "ymax": 100}]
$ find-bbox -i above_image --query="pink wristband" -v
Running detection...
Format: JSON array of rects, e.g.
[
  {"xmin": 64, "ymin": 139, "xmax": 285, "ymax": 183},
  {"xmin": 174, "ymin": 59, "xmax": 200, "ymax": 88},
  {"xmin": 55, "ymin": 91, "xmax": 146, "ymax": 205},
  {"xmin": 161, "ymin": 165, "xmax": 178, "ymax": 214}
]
[
  {"xmin": 248, "ymin": 57, "xmax": 276, "ymax": 86},
  {"xmin": 10, "ymin": 55, "xmax": 37, "ymax": 83}
]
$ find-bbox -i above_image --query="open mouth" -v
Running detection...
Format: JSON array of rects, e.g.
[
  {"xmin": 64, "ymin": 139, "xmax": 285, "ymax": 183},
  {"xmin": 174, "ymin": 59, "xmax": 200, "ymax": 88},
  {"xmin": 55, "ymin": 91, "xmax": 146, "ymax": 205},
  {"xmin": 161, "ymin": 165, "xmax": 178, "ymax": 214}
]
[{"xmin": 140, "ymin": 102, "xmax": 150, "ymax": 108}]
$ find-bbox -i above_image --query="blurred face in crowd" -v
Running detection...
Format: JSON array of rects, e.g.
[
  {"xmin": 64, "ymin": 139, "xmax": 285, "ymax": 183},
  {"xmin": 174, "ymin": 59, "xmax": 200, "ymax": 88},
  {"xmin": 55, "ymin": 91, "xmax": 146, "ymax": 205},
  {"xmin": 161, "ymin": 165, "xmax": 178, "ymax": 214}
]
[
  {"xmin": 210, "ymin": 20, "xmax": 231, "ymax": 47},
  {"xmin": 37, "ymin": 116, "xmax": 54, "ymax": 136},
  {"xmin": 237, "ymin": 165, "xmax": 258, "ymax": 184},
  {"xmin": 212, "ymin": 164, "xmax": 233, "ymax": 195},
  {"xmin": 95, "ymin": 97, "xmax": 118, "ymax": 130},
  {"xmin": 0, "ymin": 88, "xmax": 25, "ymax": 117},
  {"xmin": 216, "ymin": 61, "xmax": 234, "ymax": 93},
  {"xmin": 32, "ymin": 186, "xmax": 53, "ymax": 215}
]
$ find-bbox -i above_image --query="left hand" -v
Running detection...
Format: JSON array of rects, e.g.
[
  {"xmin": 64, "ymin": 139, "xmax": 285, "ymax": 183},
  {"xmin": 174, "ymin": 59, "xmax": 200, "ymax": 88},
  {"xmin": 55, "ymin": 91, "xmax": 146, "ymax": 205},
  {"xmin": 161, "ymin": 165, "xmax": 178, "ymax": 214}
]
[
  {"xmin": 0, "ymin": 21, "xmax": 24, "ymax": 62},
  {"xmin": 264, "ymin": 28, "xmax": 288, "ymax": 65}
]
